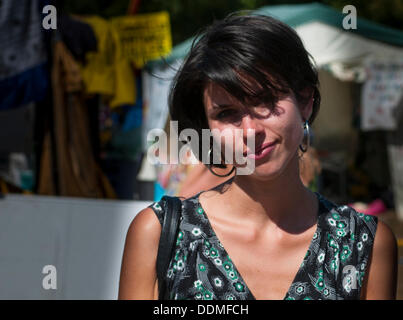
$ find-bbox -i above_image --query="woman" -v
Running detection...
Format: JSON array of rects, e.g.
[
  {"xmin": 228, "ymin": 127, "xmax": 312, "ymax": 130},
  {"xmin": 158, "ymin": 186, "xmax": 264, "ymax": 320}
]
[{"xmin": 119, "ymin": 13, "xmax": 397, "ymax": 300}]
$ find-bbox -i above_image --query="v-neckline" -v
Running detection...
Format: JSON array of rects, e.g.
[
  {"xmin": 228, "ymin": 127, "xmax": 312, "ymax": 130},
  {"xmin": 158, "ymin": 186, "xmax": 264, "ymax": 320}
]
[{"xmin": 196, "ymin": 191, "xmax": 323, "ymax": 300}]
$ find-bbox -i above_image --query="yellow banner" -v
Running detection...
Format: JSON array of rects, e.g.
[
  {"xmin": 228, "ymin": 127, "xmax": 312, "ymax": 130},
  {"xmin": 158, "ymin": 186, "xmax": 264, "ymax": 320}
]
[{"xmin": 111, "ymin": 11, "xmax": 172, "ymax": 68}]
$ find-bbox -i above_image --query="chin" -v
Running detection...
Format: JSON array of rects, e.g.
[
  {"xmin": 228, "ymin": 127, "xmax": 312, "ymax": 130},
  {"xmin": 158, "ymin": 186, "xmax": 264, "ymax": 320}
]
[{"xmin": 241, "ymin": 162, "xmax": 284, "ymax": 182}]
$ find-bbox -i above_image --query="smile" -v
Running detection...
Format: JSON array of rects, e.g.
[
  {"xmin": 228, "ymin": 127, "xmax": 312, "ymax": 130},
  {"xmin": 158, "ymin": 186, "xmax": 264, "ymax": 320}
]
[{"xmin": 244, "ymin": 141, "xmax": 277, "ymax": 160}]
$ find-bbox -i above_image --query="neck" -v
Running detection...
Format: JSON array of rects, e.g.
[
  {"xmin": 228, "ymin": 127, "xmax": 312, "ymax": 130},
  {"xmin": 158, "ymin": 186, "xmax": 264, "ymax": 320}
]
[{"xmin": 226, "ymin": 153, "xmax": 317, "ymax": 233}]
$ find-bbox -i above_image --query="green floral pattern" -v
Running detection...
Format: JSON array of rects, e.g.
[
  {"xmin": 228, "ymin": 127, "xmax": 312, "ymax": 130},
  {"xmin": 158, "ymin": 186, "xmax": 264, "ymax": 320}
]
[{"xmin": 149, "ymin": 192, "xmax": 377, "ymax": 300}]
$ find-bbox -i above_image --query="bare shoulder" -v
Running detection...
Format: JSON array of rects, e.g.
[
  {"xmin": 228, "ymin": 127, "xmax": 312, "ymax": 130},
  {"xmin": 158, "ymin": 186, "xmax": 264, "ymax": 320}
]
[
  {"xmin": 123, "ymin": 207, "xmax": 163, "ymax": 263},
  {"xmin": 373, "ymin": 220, "xmax": 397, "ymax": 250},
  {"xmin": 118, "ymin": 207, "xmax": 162, "ymax": 300},
  {"xmin": 127, "ymin": 207, "xmax": 162, "ymax": 239},
  {"xmin": 361, "ymin": 220, "xmax": 398, "ymax": 300}
]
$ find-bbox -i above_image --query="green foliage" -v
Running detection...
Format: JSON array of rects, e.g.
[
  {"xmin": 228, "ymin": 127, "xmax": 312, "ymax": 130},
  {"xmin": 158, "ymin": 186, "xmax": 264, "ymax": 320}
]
[
  {"xmin": 62, "ymin": 0, "xmax": 403, "ymax": 45},
  {"xmin": 59, "ymin": 0, "xmax": 131, "ymax": 18},
  {"xmin": 136, "ymin": 0, "xmax": 319, "ymax": 44}
]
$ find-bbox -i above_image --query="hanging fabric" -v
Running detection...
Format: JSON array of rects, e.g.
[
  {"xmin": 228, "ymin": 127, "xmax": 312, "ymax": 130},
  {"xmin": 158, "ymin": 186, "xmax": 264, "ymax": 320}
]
[
  {"xmin": 79, "ymin": 16, "xmax": 136, "ymax": 109},
  {"xmin": 37, "ymin": 40, "xmax": 116, "ymax": 199}
]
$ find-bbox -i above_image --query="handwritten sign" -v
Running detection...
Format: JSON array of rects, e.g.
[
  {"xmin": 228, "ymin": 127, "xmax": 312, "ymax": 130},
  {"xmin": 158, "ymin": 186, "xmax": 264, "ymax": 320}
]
[
  {"xmin": 361, "ymin": 59, "xmax": 403, "ymax": 131},
  {"xmin": 111, "ymin": 11, "xmax": 172, "ymax": 68}
]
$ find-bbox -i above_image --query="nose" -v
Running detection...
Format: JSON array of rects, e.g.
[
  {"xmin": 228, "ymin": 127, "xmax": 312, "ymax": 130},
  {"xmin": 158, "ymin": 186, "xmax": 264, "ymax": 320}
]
[{"xmin": 241, "ymin": 114, "xmax": 265, "ymax": 146}]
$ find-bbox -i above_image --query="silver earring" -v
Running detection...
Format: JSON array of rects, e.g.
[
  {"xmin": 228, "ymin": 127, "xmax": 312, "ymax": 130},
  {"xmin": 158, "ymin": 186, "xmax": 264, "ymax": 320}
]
[{"xmin": 299, "ymin": 121, "xmax": 310, "ymax": 153}]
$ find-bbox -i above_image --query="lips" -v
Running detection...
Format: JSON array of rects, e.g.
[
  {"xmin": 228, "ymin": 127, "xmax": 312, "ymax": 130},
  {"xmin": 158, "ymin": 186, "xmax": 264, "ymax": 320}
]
[{"xmin": 243, "ymin": 141, "xmax": 277, "ymax": 157}]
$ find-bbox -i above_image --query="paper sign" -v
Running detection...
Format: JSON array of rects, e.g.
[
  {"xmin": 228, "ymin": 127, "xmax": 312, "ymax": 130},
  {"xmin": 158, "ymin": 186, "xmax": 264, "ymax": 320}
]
[
  {"xmin": 361, "ymin": 59, "xmax": 403, "ymax": 131},
  {"xmin": 111, "ymin": 11, "xmax": 172, "ymax": 68}
]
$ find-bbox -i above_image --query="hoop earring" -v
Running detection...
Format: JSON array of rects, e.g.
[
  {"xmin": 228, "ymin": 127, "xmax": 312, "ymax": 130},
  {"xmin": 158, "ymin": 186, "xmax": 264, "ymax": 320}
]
[
  {"xmin": 299, "ymin": 121, "xmax": 310, "ymax": 153},
  {"xmin": 207, "ymin": 147, "xmax": 236, "ymax": 177}
]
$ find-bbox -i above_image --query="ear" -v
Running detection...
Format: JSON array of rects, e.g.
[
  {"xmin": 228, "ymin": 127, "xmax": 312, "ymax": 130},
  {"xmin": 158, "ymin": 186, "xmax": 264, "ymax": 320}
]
[{"xmin": 299, "ymin": 87, "xmax": 314, "ymax": 122}]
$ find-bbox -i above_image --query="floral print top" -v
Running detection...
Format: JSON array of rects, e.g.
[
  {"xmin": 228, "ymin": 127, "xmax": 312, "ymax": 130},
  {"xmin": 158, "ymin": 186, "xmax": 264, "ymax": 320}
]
[{"xmin": 148, "ymin": 192, "xmax": 378, "ymax": 300}]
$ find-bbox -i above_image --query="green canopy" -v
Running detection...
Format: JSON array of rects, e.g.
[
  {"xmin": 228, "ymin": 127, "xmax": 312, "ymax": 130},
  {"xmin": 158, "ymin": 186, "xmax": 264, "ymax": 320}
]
[
  {"xmin": 147, "ymin": 2, "xmax": 403, "ymax": 68},
  {"xmin": 255, "ymin": 3, "xmax": 403, "ymax": 46}
]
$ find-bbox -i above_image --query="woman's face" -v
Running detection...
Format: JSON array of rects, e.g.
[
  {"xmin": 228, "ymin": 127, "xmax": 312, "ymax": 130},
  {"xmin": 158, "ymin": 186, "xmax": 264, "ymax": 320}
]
[{"xmin": 203, "ymin": 82, "xmax": 313, "ymax": 181}]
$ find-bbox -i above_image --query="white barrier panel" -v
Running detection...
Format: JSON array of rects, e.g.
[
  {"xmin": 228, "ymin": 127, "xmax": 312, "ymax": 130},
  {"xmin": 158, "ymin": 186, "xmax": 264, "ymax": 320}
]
[{"xmin": 0, "ymin": 194, "xmax": 152, "ymax": 299}]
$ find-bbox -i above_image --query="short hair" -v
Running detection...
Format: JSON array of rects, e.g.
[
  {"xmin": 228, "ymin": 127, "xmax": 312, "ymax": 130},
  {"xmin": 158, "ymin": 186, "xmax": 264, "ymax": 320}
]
[{"xmin": 169, "ymin": 13, "xmax": 321, "ymax": 167}]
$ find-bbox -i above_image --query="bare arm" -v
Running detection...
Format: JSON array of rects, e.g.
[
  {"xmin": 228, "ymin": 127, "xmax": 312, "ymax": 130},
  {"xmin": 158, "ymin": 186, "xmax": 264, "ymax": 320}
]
[
  {"xmin": 118, "ymin": 207, "xmax": 161, "ymax": 300},
  {"xmin": 360, "ymin": 220, "xmax": 398, "ymax": 300}
]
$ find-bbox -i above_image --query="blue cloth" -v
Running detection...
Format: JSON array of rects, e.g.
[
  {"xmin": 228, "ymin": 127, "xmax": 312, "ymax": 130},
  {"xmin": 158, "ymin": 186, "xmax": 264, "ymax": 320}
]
[
  {"xmin": 0, "ymin": 0, "xmax": 49, "ymax": 110},
  {"xmin": 121, "ymin": 76, "xmax": 143, "ymax": 131},
  {"xmin": 0, "ymin": 63, "xmax": 49, "ymax": 111}
]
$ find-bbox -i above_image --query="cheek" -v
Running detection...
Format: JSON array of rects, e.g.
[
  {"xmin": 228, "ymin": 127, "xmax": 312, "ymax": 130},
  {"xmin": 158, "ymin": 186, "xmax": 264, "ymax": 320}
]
[
  {"xmin": 272, "ymin": 115, "xmax": 303, "ymax": 150},
  {"xmin": 216, "ymin": 127, "xmax": 243, "ymax": 150},
  {"xmin": 289, "ymin": 122, "xmax": 304, "ymax": 146},
  {"xmin": 208, "ymin": 124, "xmax": 244, "ymax": 156}
]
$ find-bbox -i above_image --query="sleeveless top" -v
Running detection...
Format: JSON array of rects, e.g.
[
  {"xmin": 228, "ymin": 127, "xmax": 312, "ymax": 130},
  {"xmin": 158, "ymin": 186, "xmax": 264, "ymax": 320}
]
[{"xmin": 148, "ymin": 192, "xmax": 378, "ymax": 300}]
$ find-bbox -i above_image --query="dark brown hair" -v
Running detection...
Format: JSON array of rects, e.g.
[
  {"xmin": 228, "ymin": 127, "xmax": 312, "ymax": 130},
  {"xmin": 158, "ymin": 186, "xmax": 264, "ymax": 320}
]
[{"xmin": 169, "ymin": 13, "xmax": 321, "ymax": 167}]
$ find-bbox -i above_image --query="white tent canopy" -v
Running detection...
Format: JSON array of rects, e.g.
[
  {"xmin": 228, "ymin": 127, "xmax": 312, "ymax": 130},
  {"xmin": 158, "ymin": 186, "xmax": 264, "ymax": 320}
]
[{"xmin": 296, "ymin": 21, "xmax": 403, "ymax": 82}]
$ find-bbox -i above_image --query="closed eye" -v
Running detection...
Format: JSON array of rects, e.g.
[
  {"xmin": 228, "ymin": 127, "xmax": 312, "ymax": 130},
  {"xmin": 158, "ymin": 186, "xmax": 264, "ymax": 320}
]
[{"xmin": 217, "ymin": 109, "xmax": 233, "ymax": 119}]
